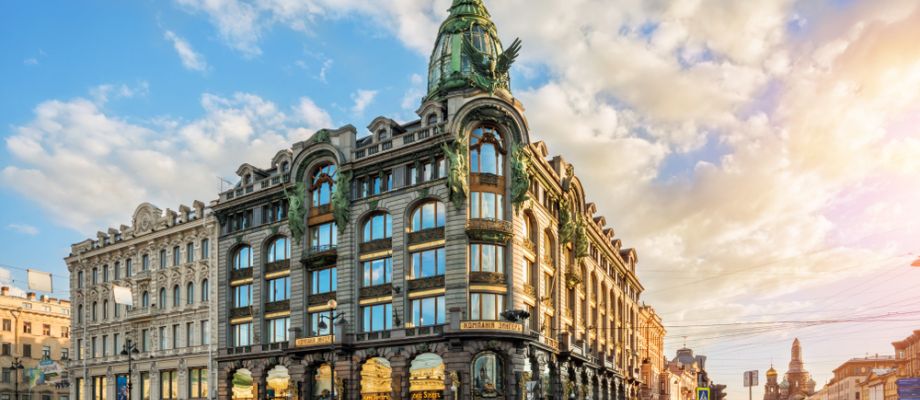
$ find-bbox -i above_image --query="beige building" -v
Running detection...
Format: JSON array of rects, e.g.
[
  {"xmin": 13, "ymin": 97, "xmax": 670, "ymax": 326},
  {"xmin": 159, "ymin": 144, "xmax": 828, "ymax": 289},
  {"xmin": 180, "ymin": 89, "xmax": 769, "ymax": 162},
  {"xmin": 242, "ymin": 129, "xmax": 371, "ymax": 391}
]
[
  {"xmin": 639, "ymin": 306, "xmax": 666, "ymax": 400},
  {"xmin": 826, "ymin": 356, "xmax": 902, "ymax": 400},
  {"xmin": 66, "ymin": 201, "xmax": 217, "ymax": 400},
  {"xmin": 893, "ymin": 330, "xmax": 920, "ymax": 377},
  {"xmin": 857, "ymin": 370, "xmax": 898, "ymax": 400},
  {"xmin": 0, "ymin": 287, "xmax": 71, "ymax": 400}
]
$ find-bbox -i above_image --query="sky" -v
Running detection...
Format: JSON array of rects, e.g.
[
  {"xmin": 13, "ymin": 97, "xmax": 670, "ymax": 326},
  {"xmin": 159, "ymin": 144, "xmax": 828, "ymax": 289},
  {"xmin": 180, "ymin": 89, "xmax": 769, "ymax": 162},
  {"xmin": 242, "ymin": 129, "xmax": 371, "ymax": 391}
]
[{"xmin": 2, "ymin": 0, "xmax": 920, "ymax": 397}]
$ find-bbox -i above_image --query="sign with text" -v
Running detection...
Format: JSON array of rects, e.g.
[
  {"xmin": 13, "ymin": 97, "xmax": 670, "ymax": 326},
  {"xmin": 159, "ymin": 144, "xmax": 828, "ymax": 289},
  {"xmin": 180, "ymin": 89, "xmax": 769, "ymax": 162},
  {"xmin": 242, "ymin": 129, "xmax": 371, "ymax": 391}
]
[
  {"xmin": 410, "ymin": 391, "xmax": 444, "ymax": 400},
  {"xmin": 744, "ymin": 370, "xmax": 759, "ymax": 387},
  {"xmin": 294, "ymin": 335, "xmax": 333, "ymax": 347},
  {"xmin": 697, "ymin": 387, "xmax": 711, "ymax": 400},
  {"xmin": 460, "ymin": 321, "xmax": 523, "ymax": 333}
]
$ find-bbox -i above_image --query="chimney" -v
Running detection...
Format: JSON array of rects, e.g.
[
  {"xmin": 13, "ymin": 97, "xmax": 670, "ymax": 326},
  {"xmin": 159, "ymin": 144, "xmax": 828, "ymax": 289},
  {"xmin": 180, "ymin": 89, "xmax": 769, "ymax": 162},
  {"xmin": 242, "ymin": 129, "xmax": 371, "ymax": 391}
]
[
  {"xmin": 0, "ymin": 287, "xmax": 8, "ymax": 296},
  {"xmin": 26, "ymin": 292, "xmax": 36, "ymax": 300}
]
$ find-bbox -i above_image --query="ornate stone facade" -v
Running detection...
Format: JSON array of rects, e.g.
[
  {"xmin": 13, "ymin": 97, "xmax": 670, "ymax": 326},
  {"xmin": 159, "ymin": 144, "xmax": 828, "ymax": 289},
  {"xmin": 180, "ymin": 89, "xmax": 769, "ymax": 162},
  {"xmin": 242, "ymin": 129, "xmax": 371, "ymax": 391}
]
[{"xmin": 66, "ymin": 201, "xmax": 218, "ymax": 400}]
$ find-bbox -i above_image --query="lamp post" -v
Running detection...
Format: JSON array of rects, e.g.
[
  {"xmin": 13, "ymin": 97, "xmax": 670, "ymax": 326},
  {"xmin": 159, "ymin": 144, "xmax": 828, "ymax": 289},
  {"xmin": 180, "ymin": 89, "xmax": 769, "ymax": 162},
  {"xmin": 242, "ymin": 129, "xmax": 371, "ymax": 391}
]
[
  {"xmin": 11, "ymin": 357, "xmax": 23, "ymax": 400},
  {"xmin": 120, "ymin": 339, "xmax": 140, "ymax": 400},
  {"xmin": 316, "ymin": 300, "xmax": 346, "ymax": 400}
]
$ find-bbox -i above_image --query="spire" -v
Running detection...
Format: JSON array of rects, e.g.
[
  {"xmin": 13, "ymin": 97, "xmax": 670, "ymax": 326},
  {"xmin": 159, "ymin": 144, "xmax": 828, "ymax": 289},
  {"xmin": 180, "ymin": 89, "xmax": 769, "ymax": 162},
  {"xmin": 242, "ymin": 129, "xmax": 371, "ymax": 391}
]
[{"xmin": 788, "ymin": 338, "xmax": 804, "ymax": 373}]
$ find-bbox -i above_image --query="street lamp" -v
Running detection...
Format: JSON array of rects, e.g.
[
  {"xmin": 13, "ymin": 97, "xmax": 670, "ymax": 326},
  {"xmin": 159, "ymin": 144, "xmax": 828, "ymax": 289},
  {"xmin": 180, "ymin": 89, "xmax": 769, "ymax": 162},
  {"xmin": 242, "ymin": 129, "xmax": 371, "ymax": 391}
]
[
  {"xmin": 11, "ymin": 357, "xmax": 23, "ymax": 400},
  {"xmin": 120, "ymin": 339, "xmax": 140, "ymax": 400},
  {"xmin": 316, "ymin": 299, "xmax": 346, "ymax": 400}
]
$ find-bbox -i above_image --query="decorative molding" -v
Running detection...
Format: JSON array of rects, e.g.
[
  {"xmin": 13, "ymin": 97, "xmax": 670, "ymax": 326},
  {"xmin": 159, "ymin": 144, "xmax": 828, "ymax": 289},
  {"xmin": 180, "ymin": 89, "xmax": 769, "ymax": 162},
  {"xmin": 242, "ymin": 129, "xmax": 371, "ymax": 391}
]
[
  {"xmin": 308, "ymin": 292, "xmax": 336, "ymax": 306},
  {"xmin": 465, "ymin": 218, "xmax": 513, "ymax": 243},
  {"xmin": 407, "ymin": 276, "xmax": 445, "ymax": 291},
  {"xmin": 264, "ymin": 300, "xmax": 290, "ymax": 314},
  {"xmin": 230, "ymin": 267, "xmax": 253, "ymax": 282},
  {"xmin": 230, "ymin": 306, "xmax": 252, "ymax": 319},
  {"xmin": 407, "ymin": 227, "xmax": 445, "ymax": 246},
  {"xmin": 359, "ymin": 238, "xmax": 392, "ymax": 255},
  {"xmin": 469, "ymin": 271, "xmax": 506, "ymax": 285},
  {"xmin": 359, "ymin": 284, "xmax": 393, "ymax": 299},
  {"xmin": 265, "ymin": 260, "xmax": 290, "ymax": 275}
]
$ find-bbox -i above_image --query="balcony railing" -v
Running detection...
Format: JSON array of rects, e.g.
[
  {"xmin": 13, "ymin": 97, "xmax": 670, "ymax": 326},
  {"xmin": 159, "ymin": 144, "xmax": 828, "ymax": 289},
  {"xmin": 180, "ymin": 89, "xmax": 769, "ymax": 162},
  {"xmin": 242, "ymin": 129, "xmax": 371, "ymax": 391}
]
[
  {"xmin": 407, "ymin": 275, "xmax": 445, "ymax": 291},
  {"xmin": 230, "ymin": 306, "xmax": 252, "ymax": 319},
  {"xmin": 230, "ymin": 267, "xmax": 253, "ymax": 282},
  {"xmin": 359, "ymin": 284, "xmax": 393, "ymax": 299},
  {"xmin": 469, "ymin": 271, "xmax": 506, "ymax": 285},
  {"xmin": 407, "ymin": 227, "xmax": 445, "ymax": 245},
  {"xmin": 264, "ymin": 300, "xmax": 290, "ymax": 314},
  {"xmin": 308, "ymin": 292, "xmax": 336, "ymax": 306},
  {"xmin": 265, "ymin": 260, "xmax": 290, "ymax": 274},
  {"xmin": 359, "ymin": 238, "xmax": 392, "ymax": 254},
  {"xmin": 303, "ymin": 245, "xmax": 337, "ymax": 269},
  {"xmin": 465, "ymin": 218, "xmax": 513, "ymax": 243},
  {"xmin": 405, "ymin": 324, "xmax": 445, "ymax": 337}
]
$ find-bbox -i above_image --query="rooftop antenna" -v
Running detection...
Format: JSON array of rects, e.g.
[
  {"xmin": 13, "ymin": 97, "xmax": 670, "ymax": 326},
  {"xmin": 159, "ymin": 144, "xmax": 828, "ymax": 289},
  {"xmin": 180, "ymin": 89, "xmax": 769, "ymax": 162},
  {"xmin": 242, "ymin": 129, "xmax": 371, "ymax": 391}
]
[
  {"xmin": 218, "ymin": 176, "xmax": 234, "ymax": 192},
  {"xmin": 683, "ymin": 336, "xmax": 687, "ymax": 348}
]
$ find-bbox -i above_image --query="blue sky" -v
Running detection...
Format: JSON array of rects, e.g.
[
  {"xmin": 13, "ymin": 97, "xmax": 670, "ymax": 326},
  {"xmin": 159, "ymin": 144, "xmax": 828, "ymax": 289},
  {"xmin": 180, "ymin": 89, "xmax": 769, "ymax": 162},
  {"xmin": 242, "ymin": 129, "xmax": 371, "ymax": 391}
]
[{"xmin": 3, "ymin": 0, "xmax": 920, "ymax": 397}]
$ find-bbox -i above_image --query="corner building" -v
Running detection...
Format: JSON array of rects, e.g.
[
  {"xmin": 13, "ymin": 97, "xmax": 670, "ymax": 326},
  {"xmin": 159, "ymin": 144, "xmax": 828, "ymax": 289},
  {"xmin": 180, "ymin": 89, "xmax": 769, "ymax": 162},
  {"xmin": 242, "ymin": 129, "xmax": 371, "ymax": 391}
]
[
  {"xmin": 66, "ymin": 201, "xmax": 217, "ymax": 400},
  {"xmin": 214, "ymin": 1, "xmax": 648, "ymax": 399}
]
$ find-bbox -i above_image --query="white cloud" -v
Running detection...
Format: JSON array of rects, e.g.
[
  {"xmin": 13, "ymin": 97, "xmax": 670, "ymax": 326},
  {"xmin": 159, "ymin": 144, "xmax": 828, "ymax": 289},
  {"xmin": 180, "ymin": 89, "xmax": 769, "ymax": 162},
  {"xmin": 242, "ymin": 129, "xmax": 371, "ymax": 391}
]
[
  {"xmin": 6, "ymin": 224, "xmax": 39, "ymax": 236},
  {"xmin": 23, "ymin": 58, "xmax": 38, "ymax": 66},
  {"xmin": 400, "ymin": 74, "xmax": 425, "ymax": 112},
  {"xmin": 350, "ymin": 89, "xmax": 377, "ymax": 115},
  {"xmin": 2, "ymin": 88, "xmax": 333, "ymax": 233},
  {"xmin": 164, "ymin": 30, "xmax": 209, "ymax": 72}
]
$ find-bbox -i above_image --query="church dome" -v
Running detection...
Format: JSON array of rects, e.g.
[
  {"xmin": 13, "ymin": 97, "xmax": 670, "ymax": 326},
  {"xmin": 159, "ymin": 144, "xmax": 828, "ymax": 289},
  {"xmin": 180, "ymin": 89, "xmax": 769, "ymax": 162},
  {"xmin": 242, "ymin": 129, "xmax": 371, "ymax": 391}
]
[
  {"xmin": 427, "ymin": 0, "xmax": 520, "ymax": 99},
  {"xmin": 767, "ymin": 367, "xmax": 778, "ymax": 377}
]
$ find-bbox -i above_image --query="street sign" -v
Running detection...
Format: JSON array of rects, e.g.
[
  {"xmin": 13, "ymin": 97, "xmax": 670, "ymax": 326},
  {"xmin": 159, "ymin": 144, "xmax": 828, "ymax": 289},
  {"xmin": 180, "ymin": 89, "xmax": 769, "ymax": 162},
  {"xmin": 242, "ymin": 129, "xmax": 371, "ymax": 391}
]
[
  {"xmin": 698, "ymin": 387, "xmax": 711, "ymax": 400},
  {"xmin": 744, "ymin": 370, "xmax": 759, "ymax": 387}
]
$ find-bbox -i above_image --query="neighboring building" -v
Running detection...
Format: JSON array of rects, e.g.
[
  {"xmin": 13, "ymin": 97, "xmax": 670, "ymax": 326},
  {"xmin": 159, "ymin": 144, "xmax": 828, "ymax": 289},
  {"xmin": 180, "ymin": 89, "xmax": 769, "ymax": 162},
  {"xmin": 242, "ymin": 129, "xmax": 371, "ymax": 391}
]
[
  {"xmin": 804, "ymin": 385, "xmax": 828, "ymax": 400},
  {"xmin": 857, "ymin": 370, "xmax": 899, "ymax": 400},
  {"xmin": 66, "ymin": 201, "xmax": 217, "ymax": 400},
  {"xmin": 639, "ymin": 306, "xmax": 666, "ymax": 400},
  {"xmin": 0, "ymin": 287, "xmax": 71, "ymax": 400},
  {"xmin": 665, "ymin": 348, "xmax": 709, "ymax": 400},
  {"xmin": 826, "ymin": 356, "xmax": 902, "ymax": 400},
  {"xmin": 893, "ymin": 330, "xmax": 920, "ymax": 377},
  {"xmin": 764, "ymin": 339, "xmax": 817, "ymax": 400},
  {"xmin": 211, "ymin": 0, "xmax": 651, "ymax": 399}
]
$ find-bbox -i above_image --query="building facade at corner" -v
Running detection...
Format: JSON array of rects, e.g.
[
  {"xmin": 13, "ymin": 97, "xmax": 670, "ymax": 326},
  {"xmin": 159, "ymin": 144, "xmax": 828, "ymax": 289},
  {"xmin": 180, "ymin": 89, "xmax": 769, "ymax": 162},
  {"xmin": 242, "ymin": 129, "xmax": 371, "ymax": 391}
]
[
  {"xmin": 211, "ymin": 1, "xmax": 651, "ymax": 399},
  {"xmin": 0, "ymin": 288, "xmax": 71, "ymax": 400},
  {"xmin": 639, "ymin": 306, "xmax": 666, "ymax": 400},
  {"xmin": 65, "ymin": 201, "xmax": 217, "ymax": 400},
  {"xmin": 893, "ymin": 330, "xmax": 920, "ymax": 378}
]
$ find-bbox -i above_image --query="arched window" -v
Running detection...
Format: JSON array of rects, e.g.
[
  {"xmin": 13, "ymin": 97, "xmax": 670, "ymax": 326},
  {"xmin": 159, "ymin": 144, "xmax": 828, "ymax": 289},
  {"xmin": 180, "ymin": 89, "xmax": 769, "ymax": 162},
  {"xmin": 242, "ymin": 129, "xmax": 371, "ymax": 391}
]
[
  {"xmin": 102, "ymin": 300, "xmax": 108, "ymax": 320},
  {"xmin": 310, "ymin": 163, "xmax": 337, "ymax": 208},
  {"xmin": 410, "ymin": 201, "xmax": 445, "ymax": 232},
  {"xmin": 142, "ymin": 291, "xmax": 149, "ymax": 308},
  {"xmin": 186, "ymin": 282, "xmax": 194, "ymax": 305},
  {"xmin": 267, "ymin": 236, "xmax": 290, "ymax": 263},
  {"xmin": 280, "ymin": 161, "xmax": 290, "ymax": 173},
  {"xmin": 232, "ymin": 368, "xmax": 256, "ymax": 400},
  {"xmin": 361, "ymin": 358, "xmax": 393, "ymax": 397},
  {"xmin": 410, "ymin": 353, "xmax": 445, "ymax": 395},
  {"xmin": 470, "ymin": 126, "xmax": 504, "ymax": 175},
  {"xmin": 313, "ymin": 364, "xmax": 333, "ymax": 399},
  {"xmin": 232, "ymin": 246, "xmax": 252, "ymax": 270},
  {"xmin": 159, "ymin": 288, "xmax": 166, "ymax": 310},
  {"xmin": 266, "ymin": 365, "xmax": 291, "ymax": 399},
  {"xmin": 362, "ymin": 213, "xmax": 392, "ymax": 242},
  {"xmin": 173, "ymin": 285, "xmax": 180, "ymax": 307},
  {"xmin": 426, "ymin": 113, "xmax": 438, "ymax": 126},
  {"xmin": 201, "ymin": 279, "xmax": 209, "ymax": 302},
  {"xmin": 92, "ymin": 301, "xmax": 98, "ymax": 321},
  {"xmin": 77, "ymin": 304, "xmax": 84, "ymax": 324},
  {"xmin": 472, "ymin": 352, "xmax": 503, "ymax": 396}
]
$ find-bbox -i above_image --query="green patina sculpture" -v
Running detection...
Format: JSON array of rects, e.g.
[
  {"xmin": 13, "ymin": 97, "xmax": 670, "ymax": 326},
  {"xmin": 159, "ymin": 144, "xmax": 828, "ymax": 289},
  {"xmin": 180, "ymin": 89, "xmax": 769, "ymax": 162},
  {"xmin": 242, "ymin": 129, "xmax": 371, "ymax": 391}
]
[
  {"xmin": 510, "ymin": 143, "xmax": 531, "ymax": 213},
  {"xmin": 331, "ymin": 170, "xmax": 352, "ymax": 234},
  {"xmin": 313, "ymin": 129, "xmax": 331, "ymax": 144},
  {"xmin": 284, "ymin": 182, "xmax": 307, "ymax": 243},
  {"xmin": 573, "ymin": 216, "xmax": 589, "ymax": 259},
  {"xmin": 559, "ymin": 200, "xmax": 576, "ymax": 246},
  {"xmin": 462, "ymin": 36, "xmax": 522, "ymax": 95},
  {"xmin": 443, "ymin": 138, "xmax": 469, "ymax": 209}
]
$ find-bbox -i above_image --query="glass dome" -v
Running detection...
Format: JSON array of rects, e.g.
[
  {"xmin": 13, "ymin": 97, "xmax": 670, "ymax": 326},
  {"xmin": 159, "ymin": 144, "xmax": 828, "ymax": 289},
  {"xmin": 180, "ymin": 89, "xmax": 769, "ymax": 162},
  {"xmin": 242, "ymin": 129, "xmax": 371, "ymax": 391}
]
[{"xmin": 427, "ymin": 0, "xmax": 506, "ymax": 97}]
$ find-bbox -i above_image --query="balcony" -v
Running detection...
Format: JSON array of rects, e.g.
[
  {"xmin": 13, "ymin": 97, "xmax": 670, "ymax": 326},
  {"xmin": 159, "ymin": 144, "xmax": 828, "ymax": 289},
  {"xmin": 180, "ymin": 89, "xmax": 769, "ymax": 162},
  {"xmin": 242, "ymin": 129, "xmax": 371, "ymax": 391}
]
[
  {"xmin": 407, "ymin": 275, "xmax": 445, "ymax": 291},
  {"xmin": 265, "ymin": 260, "xmax": 290, "ymax": 275},
  {"xmin": 359, "ymin": 238, "xmax": 392, "ymax": 254},
  {"xmin": 405, "ymin": 324, "xmax": 445, "ymax": 337},
  {"xmin": 264, "ymin": 300, "xmax": 290, "ymax": 314},
  {"xmin": 230, "ymin": 306, "xmax": 252, "ymax": 319},
  {"xmin": 303, "ymin": 245, "xmax": 337, "ymax": 270},
  {"xmin": 309, "ymin": 204, "xmax": 332, "ymax": 217},
  {"xmin": 308, "ymin": 292, "xmax": 336, "ymax": 306},
  {"xmin": 407, "ymin": 227, "xmax": 444, "ymax": 246},
  {"xmin": 469, "ymin": 271, "xmax": 506, "ymax": 285},
  {"xmin": 230, "ymin": 267, "xmax": 253, "ymax": 282},
  {"xmin": 470, "ymin": 173, "xmax": 504, "ymax": 189},
  {"xmin": 465, "ymin": 218, "xmax": 513, "ymax": 243},
  {"xmin": 354, "ymin": 330, "xmax": 393, "ymax": 342},
  {"xmin": 359, "ymin": 284, "xmax": 393, "ymax": 299}
]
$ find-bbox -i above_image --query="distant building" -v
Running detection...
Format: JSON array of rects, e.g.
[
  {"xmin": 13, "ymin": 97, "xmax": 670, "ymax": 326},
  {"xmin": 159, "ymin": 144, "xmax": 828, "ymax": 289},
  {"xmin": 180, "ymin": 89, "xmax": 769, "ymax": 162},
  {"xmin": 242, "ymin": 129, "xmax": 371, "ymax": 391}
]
[
  {"xmin": 857, "ymin": 370, "xmax": 899, "ymax": 400},
  {"xmin": 893, "ymin": 330, "xmax": 920, "ymax": 377},
  {"xmin": 826, "ymin": 355, "xmax": 902, "ymax": 400},
  {"xmin": 764, "ymin": 339, "xmax": 817, "ymax": 400},
  {"xmin": 0, "ymin": 287, "xmax": 71, "ymax": 400},
  {"xmin": 666, "ymin": 348, "xmax": 709, "ymax": 400},
  {"xmin": 639, "ymin": 306, "xmax": 666, "ymax": 400}
]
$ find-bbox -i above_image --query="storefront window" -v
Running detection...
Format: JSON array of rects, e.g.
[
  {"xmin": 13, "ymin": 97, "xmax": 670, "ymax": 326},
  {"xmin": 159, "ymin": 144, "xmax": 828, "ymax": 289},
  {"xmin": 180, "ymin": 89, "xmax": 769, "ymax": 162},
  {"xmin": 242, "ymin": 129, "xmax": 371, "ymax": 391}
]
[
  {"xmin": 472, "ymin": 352, "xmax": 503, "ymax": 397},
  {"xmin": 232, "ymin": 368, "xmax": 255, "ymax": 400},
  {"xmin": 361, "ymin": 358, "xmax": 393, "ymax": 400},
  {"xmin": 313, "ymin": 364, "xmax": 333, "ymax": 399},
  {"xmin": 266, "ymin": 365, "xmax": 292, "ymax": 400},
  {"xmin": 410, "ymin": 353, "xmax": 445, "ymax": 399}
]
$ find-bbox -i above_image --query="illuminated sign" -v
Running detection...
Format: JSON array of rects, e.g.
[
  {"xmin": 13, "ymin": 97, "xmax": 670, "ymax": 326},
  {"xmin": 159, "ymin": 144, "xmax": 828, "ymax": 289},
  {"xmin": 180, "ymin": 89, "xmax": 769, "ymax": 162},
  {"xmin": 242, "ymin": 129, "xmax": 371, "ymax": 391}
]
[
  {"xmin": 460, "ymin": 321, "xmax": 523, "ymax": 333},
  {"xmin": 361, "ymin": 394, "xmax": 392, "ymax": 400},
  {"xmin": 410, "ymin": 391, "xmax": 444, "ymax": 400},
  {"xmin": 294, "ymin": 335, "xmax": 333, "ymax": 347}
]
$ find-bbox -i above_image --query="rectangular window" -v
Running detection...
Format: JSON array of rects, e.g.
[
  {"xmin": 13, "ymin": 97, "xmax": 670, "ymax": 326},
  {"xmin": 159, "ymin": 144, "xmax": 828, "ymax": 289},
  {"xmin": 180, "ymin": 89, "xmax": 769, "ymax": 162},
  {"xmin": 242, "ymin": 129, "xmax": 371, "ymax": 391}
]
[
  {"xmin": 310, "ymin": 311, "xmax": 332, "ymax": 336},
  {"xmin": 142, "ymin": 254, "xmax": 149, "ymax": 271},
  {"xmin": 42, "ymin": 323, "xmax": 51, "ymax": 336},
  {"xmin": 233, "ymin": 284, "xmax": 252, "ymax": 307},
  {"xmin": 267, "ymin": 276, "xmax": 291, "ymax": 302},
  {"xmin": 2, "ymin": 319, "xmax": 9, "ymax": 331},
  {"xmin": 160, "ymin": 370, "xmax": 178, "ymax": 400},
  {"xmin": 103, "ymin": 266, "xmax": 108, "ymax": 282},
  {"xmin": 173, "ymin": 246, "xmax": 180, "ymax": 266},
  {"xmin": 470, "ymin": 244, "xmax": 505, "ymax": 273},
  {"xmin": 200, "ymin": 321, "xmax": 210, "ymax": 345},
  {"xmin": 362, "ymin": 303, "xmax": 393, "ymax": 332},
  {"xmin": 172, "ymin": 324, "xmax": 179, "ymax": 349},
  {"xmin": 422, "ymin": 162, "xmax": 432, "ymax": 181},
  {"xmin": 77, "ymin": 271, "xmax": 84, "ymax": 288},
  {"xmin": 125, "ymin": 258, "xmax": 132, "ymax": 277},
  {"xmin": 265, "ymin": 317, "xmax": 290, "ymax": 343},
  {"xmin": 408, "ymin": 164, "xmax": 418, "ymax": 185},
  {"xmin": 437, "ymin": 157, "xmax": 446, "ymax": 178},
  {"xmin": 0, "ymin": 343, "xmax": 8, "ymax": 356},
  {"xmin": 188, "ymin": 368, "xmax": 208, "ymax": 399},
  {"xmin": 1, "ymin": 369, "xmax": 8, "ymax": 384},
  {"xmin": 76, "ymin": 378, "xmax": 84, "ymax": 400},
  {"xmin": 113, "ymin": 334, "xmax": 121, "ymax": 356},
  {"xmin": 470, "ymin": 293, "xmax": 505, "ymax": 321},
  {"xmin": 23, "ymin": 321, "xmax": 31, "ymax": 334},
  {"xmin": 362, "ymin": 257, "xmax": 392, "ymax": 287},
  {"xmin": 311, "ymin": 268, "xmax": 337, "ymax": 294},
  {"xmin": 159, "ymin": 249, "xmax": 167, "ymax": 269},
  {"xmin": 114, "ymin": 262, "xmax": 121, "ymax": 280},
  {"xmin": 187, "ymin": 322, "xmax": 194, "ymax": 347},
  {"xmin": 76, "ymin": 339, "xmax": 82, "ymax": 360},
  {"xmin": 470, "ymin": 191, "xmax": 504, "ymax": 219},
  {"xmin": 61, "ymin": 348, "xmax": 69, "ymax": 360},
  {"xmin": 201, "ymin": 239, "xmax": 209, "ymax": 259},
  {"xmin": 410, "ymin": 248, "xmax": 445, "ymax": 278},
  {"xmin": 310, "ymin": 222, "xmax": 338, "ymax": 251},
  {"xmin": 93, "ymin": 376, "xmax": 107, "ymax": 400},
  {"xmin": 232, "ymin": 322, "xmax": 252, "ymax": 347},
  {"xmin": 141, "ymin": 372, "xmax": 150, "ymax": 400},
  {"xmin": 187, "ymin": 242, "xmax": 195, "ymax": 263},
  {"xmin": 42, "ymin": 345, "xmax": 50, "ymax": 359},
  {"xmin": 411, "ymin": 296, "xmax": 446, "ymax": 327},
  {"xmin": 159, "ymin": 326, "xmax": 167, "ymax": 350},
  {"xmin": 141, "ymin": 329, "xmax": 149, "ymax": 352},
  {"xmin": 23, "ymin": 343, "xmax": 31, "ymax": 358},
  {"xmin": 101, "ymin": 335, "xmax": 108, "ymax": 356}
]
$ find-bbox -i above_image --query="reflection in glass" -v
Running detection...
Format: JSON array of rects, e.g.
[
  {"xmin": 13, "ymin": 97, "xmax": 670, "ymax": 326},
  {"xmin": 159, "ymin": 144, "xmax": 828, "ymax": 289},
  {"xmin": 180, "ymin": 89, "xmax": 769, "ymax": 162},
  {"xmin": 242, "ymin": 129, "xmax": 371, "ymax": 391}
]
[
  {"xmin": 472, "ymin": 352, "xmax": 503, "ymax": 396},
  {"xmin": 361, "ymin": 358, "xmax": 393, "ymax": 399},
  {"xmin": 314, "ymin": 364, "xmax": 333, "ymax": 399},
  {"xmin": 232, "ymin": 368, "xmax": 255, "ymax": 400},
  {"xmin": 267, "ymin": 365, "xmax": 292, "ymax": 399},
  {"xmin": 410, "ymin": 353, "xmax": 445, "ymax": 393}
]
